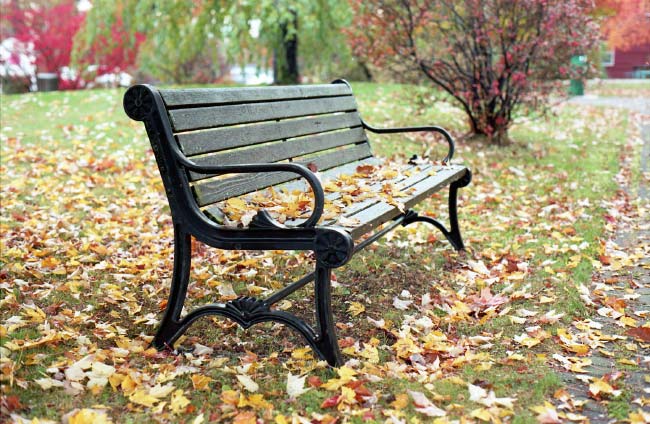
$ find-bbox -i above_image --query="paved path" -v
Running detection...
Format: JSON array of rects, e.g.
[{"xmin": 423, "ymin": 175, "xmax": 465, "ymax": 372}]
[
  {"xmin": 560, "ymin": 98, "xmax": 650, "ymax": 422},
  {"xmin": 567, "ymin": 95, "xmax": 650, "ymax": 114}
]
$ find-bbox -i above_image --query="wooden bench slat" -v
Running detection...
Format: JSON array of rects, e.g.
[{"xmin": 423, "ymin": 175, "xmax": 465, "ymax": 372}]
[
  {"xmin": 170, "ymin": 96, "xmax": 358, "ymax": 132},
  {"xmin": 281, "ymin": 163, "xmax": 436, "ymax": 228},
  {"xmin": 178, "ymin": 112, "xmax": 363, "ymax": 156},
  {"xmin": 347, "ymin": 166, "xmax": 468, "ymax": 239},
  {"xmin": 195, "ymin": 144, "xmax": 374, "ymax": 207},
  {"xmin": 161, "ymin": 84, "xmax": 351, "ymax": 107},
  {"xmin": 188, "ymin": 127, "xmax": 368, "ymax": 181}
]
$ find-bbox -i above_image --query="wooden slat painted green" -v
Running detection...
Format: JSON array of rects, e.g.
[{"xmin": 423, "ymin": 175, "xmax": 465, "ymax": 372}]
[
  {"xmin": 178, "ymin": 112, "xmax": 363, "ymax": 156},
  {"xmin": 170, "ymin": 96, "xmax": 358, "ymax": 132},
  {"xmin": 282, "ymin": 163, "xmax": 434, "ymax": 227},
  {"xmin": 194, "ymin": 144, "xmax": 374, "ymax": 207},
  {"xmin": 161, "ymin": 84, "xmax": 351, "ymax": 107},
  {"xmin": 346, "ymin": 166, "xmax": 468, "ymax": 239},
  {"xmin": 188, "ymin": 127, "xmax": 368, "ymax": 181}
]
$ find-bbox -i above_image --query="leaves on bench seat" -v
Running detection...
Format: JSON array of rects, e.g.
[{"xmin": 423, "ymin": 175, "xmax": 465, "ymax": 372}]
[{"xmin": 203, "ymin": 161, "xmax": 454, "ymax": 233}]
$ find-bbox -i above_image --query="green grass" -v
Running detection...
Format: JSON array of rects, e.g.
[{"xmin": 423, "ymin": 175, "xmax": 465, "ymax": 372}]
[{"xmin": 0, "ymin": 82, "xmax": 638, "ymax": 422}]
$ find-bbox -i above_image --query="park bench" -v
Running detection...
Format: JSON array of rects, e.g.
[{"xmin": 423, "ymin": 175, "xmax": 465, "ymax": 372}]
[{"xmin": 123, "ymin": 80, "xmax": 471, "ymax": 366}]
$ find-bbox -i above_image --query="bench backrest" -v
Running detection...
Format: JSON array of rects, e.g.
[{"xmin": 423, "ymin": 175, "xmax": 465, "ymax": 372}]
[{"xmin": 154, "ymin": 83, "xmax": 373, "ymax": 209}]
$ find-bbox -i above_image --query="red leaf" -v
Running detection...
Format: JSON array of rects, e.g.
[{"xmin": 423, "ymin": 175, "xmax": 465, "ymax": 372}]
[
  {"xmin": 626, "ymin": 327, "xmax": 650, "ymax": 342},
  {"xmin": 320, "ymin": 395, "xmax": 341, "ymax": 408}
]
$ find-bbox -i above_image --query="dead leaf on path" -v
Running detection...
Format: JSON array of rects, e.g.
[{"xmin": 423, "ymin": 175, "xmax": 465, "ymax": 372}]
[{"xmin": 626, "ymin": 326, "xmax": 650, "ymax": 342}]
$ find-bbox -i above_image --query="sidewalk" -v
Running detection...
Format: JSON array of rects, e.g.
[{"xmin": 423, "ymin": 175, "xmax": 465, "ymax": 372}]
[
  {"xmin": 568, "ymin": 95, "xmax": 650, "ymax": 115},
  {"xmin": 561, "ymin": 98, "xmax": 650, "ymax": 421}
]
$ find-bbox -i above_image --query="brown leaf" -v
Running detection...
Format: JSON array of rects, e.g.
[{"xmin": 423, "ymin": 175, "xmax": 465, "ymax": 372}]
[
  {"xmin": 1, "ymin": 395, "xmax": 24, "ymax": 412},
  {"xmin": 626, "ymin": 326, "xmax": 650, "ymax": 342},
  {"xmin": 355, "ymin": 164, "xmax": 376, "ymax": 175}
]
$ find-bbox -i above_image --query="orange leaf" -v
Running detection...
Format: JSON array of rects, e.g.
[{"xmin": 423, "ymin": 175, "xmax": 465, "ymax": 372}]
[{"xmin": 307, "ymin": 376, "xmax": 322, "ymax": 388}]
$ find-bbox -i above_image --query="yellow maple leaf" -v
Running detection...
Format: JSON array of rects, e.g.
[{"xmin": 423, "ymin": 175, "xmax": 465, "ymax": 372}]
[
  {"xmin": 67, "ymin": 408, "xmax": 113, "ymax": 424},
  {"xmin": 392, "ymin": 336, "xmax": 420, "ymax": 358},
  {"xmin": 339, "ymin": 386, "xmax": 357, "ymax": 409},
  {"xmin": 470, "ymin": 408, "xmax": 492, "ymax": 421},
  {"xmin": 170, "ymin": 389, "xmax": 190, "ymax": 414},
  {"xmin": 359, "ymin": 343, "xmax": 379, "ymax": 364},
  {"xmin": 190, "ymin": 374, "xmax": 212, "ymax": 391},
  {"xmin": 390, "ymin": 393, "xmax": 409, "ymax": 410},
  {"xmin": 347, "ymin": 302, "xmax": 365, "ymax": 316},
  {"xmin": 628, "ymin": 409, "xmax": 650, "ymax": 424},
  {"xmin": 589, "ymin": 378, "xmax": 615, "ymax": 397},
  {"xmin": 221, "ymin": 389, "xmax": 240, "ymax": 405},
  {"xmin": 619, "ymin": 316, "xmax": 637, "ymax": 327},
  {"xmin": 129, "ymin": 389, "xmax": 159, "ymax": 407},
  {"xmin": 238, "ymin": 393, "xmax": 272, "ymax": 410},
  {"xmin": 291, "ymin": 347, "xmax": 313, "ymax": 360},
  {"xmin": 337, "ymin": 366, "xmax": 358, "ymax": 382},
  {"xmin": 530, "ymin": 401, "xmax": 561, "ymax": 423},
  {"xmin": 566, "ymin": 343, "xmax": 590, "ymax": 355},
  {"xmin": 513, "ymin": 333, "xmax": 541, "ymax": 348}
]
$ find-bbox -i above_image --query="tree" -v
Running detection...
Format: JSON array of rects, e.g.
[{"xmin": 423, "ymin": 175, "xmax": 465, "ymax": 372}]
[
  {"xmin": 595, "ymin": 0, "xmax": 650, "ymax": 50},
  {"xmin": 78, "ymin": 1, "xmax": 226, "ymax": 84},
  {"xmin": 225, "ymin": 1, "xmax": 353, "ymax": 84},
  {"xmin": 78, "ymin": 0, "xmax": 353, "ymax": 85},
  {"xmin": 348, "ymin": 0, "xmax": 601, "ymax": 144},
  {"xmin": 3, "ymin": 0, "xmax": 85, "ymax": 87},
  {"xmin": 76, "ymin": 18, "xmax": 145, "ymax": 85},
  {"xmin": 2, "ymin": 0, "xmax": 142, "ymax": 89}
]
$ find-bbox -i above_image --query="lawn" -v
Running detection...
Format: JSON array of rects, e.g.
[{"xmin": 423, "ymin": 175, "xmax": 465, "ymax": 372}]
[{"xmin": 0, "ymin": 82, "xmax": 645, "ymax": 423}]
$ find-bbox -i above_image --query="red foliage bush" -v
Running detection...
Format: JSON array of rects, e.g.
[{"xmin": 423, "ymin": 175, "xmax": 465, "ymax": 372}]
[
  {"xmin": 3, "ymin": 0, "xmax": 142, "ymax": 90},
  {"xmin": 347, "ymin": 0, "xmax": 601, "ymax": 144}
]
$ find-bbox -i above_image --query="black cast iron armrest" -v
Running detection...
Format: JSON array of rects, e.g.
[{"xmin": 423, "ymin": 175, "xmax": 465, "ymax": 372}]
[
  {"xmin": 361, "ymin": 119, "xmax": 455, "ymax": 164},
  {"xmin": 170, "ymin": 147, "xmax": 324, "ymax": 228}
]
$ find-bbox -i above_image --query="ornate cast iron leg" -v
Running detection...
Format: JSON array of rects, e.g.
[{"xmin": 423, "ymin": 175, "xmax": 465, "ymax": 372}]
[
  {"xmin": 152, "ymin": 225, "xmax": 192, "ymax": 350},
  {"xmin": 313, "ymin": 265, "xmax": 343, "ymax": 366},
  {"xmin": 401, "ymin": 169, "xmax": 472, "ymax": 251}
]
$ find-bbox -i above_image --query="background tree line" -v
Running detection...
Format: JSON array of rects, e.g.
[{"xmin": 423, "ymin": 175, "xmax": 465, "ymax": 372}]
[{"xmin": 2, "ymin": 0, "xmax": 646, "ymax": 144}]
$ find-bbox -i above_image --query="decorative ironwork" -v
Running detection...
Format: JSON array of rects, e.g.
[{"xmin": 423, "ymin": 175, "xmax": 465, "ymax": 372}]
[
  {"xmin": 123, "ymin": 85, "xmax": 154, "ymax": 121},
  {"xmin": 225, "ymin": 297, "xmax": 270, "ymax": 324},
  {"xmin": 249, "ymin": 210, "xmax": 286, "ymax": 230},
  {"xmin": 314, "ymin": 231, "xmax": 352, "ymax": 267}
]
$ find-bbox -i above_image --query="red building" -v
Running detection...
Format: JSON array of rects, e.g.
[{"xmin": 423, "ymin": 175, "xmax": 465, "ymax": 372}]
[{"xmin": 604, "ymin": 43, "xmax": 650, "ymax": 78}]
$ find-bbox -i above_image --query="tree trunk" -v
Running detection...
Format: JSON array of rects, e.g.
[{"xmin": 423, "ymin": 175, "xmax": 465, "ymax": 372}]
[{"xmin": 274, "ymin": 9, "xmax": 299, "ymax": 85}]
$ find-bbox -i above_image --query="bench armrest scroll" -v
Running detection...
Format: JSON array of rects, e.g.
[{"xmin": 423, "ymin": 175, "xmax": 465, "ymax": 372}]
[
  {"xmin": 172, "ymin": 150, "xmax": 325, "ymax": 228},
  {"xmin": 361, "ymin": 120, "xmax": 455, "ymax": 164}
]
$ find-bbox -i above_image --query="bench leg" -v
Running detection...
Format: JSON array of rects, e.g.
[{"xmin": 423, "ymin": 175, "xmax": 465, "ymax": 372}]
[
  {"xmin": 313, "ymin": 265, "xmax": 343, "ymax": 366},
  {"xmin": 402, "ymin": 169, "xmax": 472, "ymax": 251},
  {"xmin": 446, "ymin": 169, "xmax": 472, "ymax": 250},
  {"xmin": 152, "ymin": 226, "xmax": 192, "ymax": 350}
]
